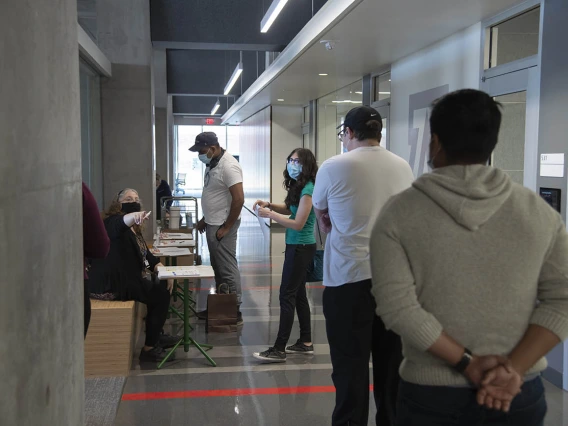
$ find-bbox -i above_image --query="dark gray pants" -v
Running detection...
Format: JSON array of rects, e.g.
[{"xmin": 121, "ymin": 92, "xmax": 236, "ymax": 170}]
[{"xmin": 206, "ymin": 219, "xmax": 242, "ymax": 305}]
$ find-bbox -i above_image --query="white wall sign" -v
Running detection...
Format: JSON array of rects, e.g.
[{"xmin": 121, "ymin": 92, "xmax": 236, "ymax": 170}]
[{"xmin": 540, "ymin": 153, "xmax": 565, "ymax": 178}]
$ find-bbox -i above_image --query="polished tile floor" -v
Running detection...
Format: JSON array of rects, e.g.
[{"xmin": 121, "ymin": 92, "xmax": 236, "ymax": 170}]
[{"xmin": 113, "ymin": 211, "xmax": 568, "ymax": 425}]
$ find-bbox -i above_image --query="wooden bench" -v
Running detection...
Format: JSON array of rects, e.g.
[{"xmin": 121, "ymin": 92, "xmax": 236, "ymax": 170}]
[{"xmin": 84, "ymin": 299, "xmax": 145, "ymax": 377}]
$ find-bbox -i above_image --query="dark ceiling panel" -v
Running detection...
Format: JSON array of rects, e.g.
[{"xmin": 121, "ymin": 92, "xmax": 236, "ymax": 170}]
[
  {"xmin": 167, "ymin": 49, "xmax": 266, "ymax": 95},
  {"xmin": 173, "ymin": 96, "xmax": 234, "ymax": 115},
  {"xmin": 151, "ymin": 0, "xmax": 327, "ymax": 46}
]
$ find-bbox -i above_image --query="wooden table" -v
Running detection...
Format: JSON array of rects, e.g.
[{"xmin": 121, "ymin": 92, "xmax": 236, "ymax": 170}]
[{"xmin": 156, "ymin": 266, "xmax": 216, "ymax": 369}]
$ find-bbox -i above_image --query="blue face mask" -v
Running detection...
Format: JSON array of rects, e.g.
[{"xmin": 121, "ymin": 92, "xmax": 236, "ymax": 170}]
[
  {"xmin": 287, "ymin": 163, "xmax": 302, "ymax": 180},
  {"xmin": 343, "ymin": 146, "xmax": 348, "ymax": 153},
  {"xmin": 198, "ymin": 149, "xmax": 212, "ymax": 165}
]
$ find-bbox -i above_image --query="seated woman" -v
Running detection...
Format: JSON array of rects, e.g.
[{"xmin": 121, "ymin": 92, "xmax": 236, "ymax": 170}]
[{"xmin": 88, "ymin": 188, "xmax": 178, "ymax": 363}]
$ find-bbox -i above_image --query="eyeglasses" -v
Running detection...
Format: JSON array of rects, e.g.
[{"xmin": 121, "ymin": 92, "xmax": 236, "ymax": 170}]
[
  {"xmin": 287, "ymin": 158, "xmax": 301, "ymax": 165},
  {"xmin": 204, "ymin": 170, "xmax": 210, "ymax": 187},
  {"xmin": 337, "ymin": 129, "xmax": 346, "ymax": 141}
]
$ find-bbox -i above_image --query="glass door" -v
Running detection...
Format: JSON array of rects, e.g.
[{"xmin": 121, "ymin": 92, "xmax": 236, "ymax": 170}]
[
  {"xmin": 491, "ymin": 91, "xmax": 527, "ymax": 185},
  {"xmin": 481, "ymin": 67, "xmax": 539, "ymax": 191}
]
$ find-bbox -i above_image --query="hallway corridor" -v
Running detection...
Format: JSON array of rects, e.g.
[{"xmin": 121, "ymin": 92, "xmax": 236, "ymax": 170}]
[
  {"xmin": 112, "ymin": 210, "xmax": 566, "ymax": 426},
  {"xmin": 113, "ymin": 210, "xmax": 360, "ymax": 425}
]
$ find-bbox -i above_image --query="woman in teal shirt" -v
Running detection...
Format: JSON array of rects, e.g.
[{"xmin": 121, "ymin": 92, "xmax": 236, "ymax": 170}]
[{"xmin": 253, "ymin": 148, "xmax": 318, "ymax": 362}]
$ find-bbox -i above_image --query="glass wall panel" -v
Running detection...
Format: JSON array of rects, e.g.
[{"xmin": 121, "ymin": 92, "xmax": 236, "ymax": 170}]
[
  {"xmin": 79, "ymin": 60, "xmax": 103, "ymax": 206},
  {"xmin": 487, "ymin": 7, "xmax": 540, "ymax": 69},
  {"xmin": 227, "ymin": 125, "xmax": 240, "ymax": 155},
  {"xmin": 316, "ymin": 80, "xmax": 362, "ymax": 163},
  {"xmin": 175, "ymin": 125, "xmax": 240, "ymax": 194},
  {"xmin": 491, "ymin": 91, "xmax": 527, "ymax": 185},
  {"xmin": 373, "ymin": 72, "xmax": 391, "ymax": 103}
]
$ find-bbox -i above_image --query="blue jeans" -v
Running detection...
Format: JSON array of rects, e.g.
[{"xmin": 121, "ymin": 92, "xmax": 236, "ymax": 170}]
[{"xmin": 396, "ymin": 377, "xmax": 547, "ymax": 426}]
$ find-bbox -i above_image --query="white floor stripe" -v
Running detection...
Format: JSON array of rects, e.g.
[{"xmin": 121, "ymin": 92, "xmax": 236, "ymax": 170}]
[{"xmin": 130, "ymin": 363, "xmax": 336, "ymax": 377}]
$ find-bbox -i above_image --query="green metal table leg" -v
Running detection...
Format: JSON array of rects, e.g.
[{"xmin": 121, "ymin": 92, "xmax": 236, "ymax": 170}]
[
  {"xmin": 157, "ymin": 338, "xmax": 182, "ymax": 369},
  {"xmin": 183, "ymin": 278, "xmax": 216, "ymax": 366},
  {"xmin": 183, "ymin": 279, "xmax": 190, "ymax": 352},
  {"xmin": 186, "ymin": 336, "xmax": 217, "ymax": 367}
]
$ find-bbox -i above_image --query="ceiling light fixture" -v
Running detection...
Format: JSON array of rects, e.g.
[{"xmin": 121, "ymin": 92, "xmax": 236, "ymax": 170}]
[
  {"xmin": 355, "ymin": 91, "xmax": 362, "ymax": 94},
  {"xmin": 319, "ymin": 73, "xmax": 328, "ymax": 76},
  {"xmin": 277, "ymin": 99, "xmax": 284, "ymax": 101},
  {"xmin": 378, "ymin": 92, "xmax": 391, "ymax": 95},
  {"xmin": 211, "ymin": 99, "xmax": 221, "ymax": 115},
  {"xmin": 332, "ymin": 100, "xmax": 363, "ymax": 104},
  {"xmin": 260, "ymin": 0, "xmax": 289, "ymax": 33},
  {"xmin": 224, "ymin": 61, "xmax": 243, "ymax": 95}
]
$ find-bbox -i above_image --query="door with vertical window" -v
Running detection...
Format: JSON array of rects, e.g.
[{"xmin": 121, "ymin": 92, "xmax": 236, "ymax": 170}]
[{"xmin": 481, "ymin": 3, "xmax": 541, "ymax": 191}]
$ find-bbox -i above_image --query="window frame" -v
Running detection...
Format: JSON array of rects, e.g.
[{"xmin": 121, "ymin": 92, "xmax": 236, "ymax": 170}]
[{"xmin": 480, "ymin": 0, "xmax": 542, "ymax": 79}]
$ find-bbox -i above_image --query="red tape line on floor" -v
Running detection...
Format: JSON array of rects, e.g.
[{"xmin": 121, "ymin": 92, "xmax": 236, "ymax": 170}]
[{"xmin": 122, "ymin": 385, "xmax": 374, "ymax": 401}]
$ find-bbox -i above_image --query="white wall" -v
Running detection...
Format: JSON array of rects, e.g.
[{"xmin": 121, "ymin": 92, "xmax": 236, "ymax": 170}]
[
  {"xmin": 271, "ymin": 106, "xmax": 303, "ymax": 205},
  {"xmin": 390, "ymin": 22, "xmax": 482, "ymax": 176}
]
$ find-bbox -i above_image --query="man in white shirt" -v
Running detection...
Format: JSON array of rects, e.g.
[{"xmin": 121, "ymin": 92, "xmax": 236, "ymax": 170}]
[
  {"xmin": 190, "ymin": 132, "xmax": 245, "ymax": 324},
  {"xmin": 312, "ymin": 106, "xmax": 414, "ymax": 426}
]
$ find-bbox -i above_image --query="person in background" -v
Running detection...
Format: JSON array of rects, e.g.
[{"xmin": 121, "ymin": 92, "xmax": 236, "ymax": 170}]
[
  {"xmin": 252, "ymin": 148, "xmax": 318, "ymax": 362},
  {"xmin": 312, "ymin": 106, "xmax": 414, "ymax": 426},
  {"xmin": 82, "ymin": 182, "xmax": 110, "ymax": 338},
  {"xmin": 88, "ymin": 188, "xmax": 179, "ymax": 363},
  {"xmin": 155, "ymin": 173, "xmax": 173, "ymax": 220},
  {"xmin": 190, "ymin": 132, "xmax": 245, "ymax": 324},
  {"xmin": 370, "ymin": 89, "xmax": 568, "ymax": 425}
]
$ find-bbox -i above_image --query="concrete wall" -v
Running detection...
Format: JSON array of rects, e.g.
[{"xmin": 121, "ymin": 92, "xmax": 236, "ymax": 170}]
[
  {"xmin": 537, "ymin": 0, "xmax": 568, "ymax": 391},
  {"xmin": 0, "ymin": 0, "xmax": 84, "ymax": 424},
  {"xmin": 390, "ymin": 23, "xmax": 481, "ymax": 176},
  {"xmin": 97, "ymin": 0, "xmax": 154, "ymax": 239},
  {"xmin": 271, "ymin": 106, "xmax": 303, "ymax": 206},
  {"xmin": 155, "ymin": 107, "xmax": 168, "ymax": 182}
]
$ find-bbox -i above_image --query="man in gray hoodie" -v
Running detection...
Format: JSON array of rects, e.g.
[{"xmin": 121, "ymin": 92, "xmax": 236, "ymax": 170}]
[{"xmin": 370, "ymin": 89, "xmax": 568, "ymax": 425}]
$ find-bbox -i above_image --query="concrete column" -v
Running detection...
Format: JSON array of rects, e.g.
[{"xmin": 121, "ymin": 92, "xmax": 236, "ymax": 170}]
[
  {"xmin": 153, "ymin": 49, "xmax": 169, "ymax": 186},
  {"xmin": 0, "ymin": 1, "xmax": 84, "ymax": 424},
  {"xmin": 97, "ymin": 0, "xmax": 154, "ymax": 239},
  {"xmin": 155, "ymin": 109, "xmax": 168, "ymax": 181},
  {"xmin": 167, "ymin": 96, "xmax": 175, "ymax": 186}
]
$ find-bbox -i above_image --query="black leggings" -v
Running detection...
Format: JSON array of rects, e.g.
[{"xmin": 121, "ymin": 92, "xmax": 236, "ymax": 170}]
[
  {"xmin": 125, "ymin": 276, "xmax": 171, "ymax": 347},
  {"xmin": 274, "ymin": 243, "xmax": 316, "ymax": 351}
]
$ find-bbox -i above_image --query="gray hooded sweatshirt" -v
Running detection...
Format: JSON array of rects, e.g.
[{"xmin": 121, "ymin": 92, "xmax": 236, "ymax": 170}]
[{"xmin": 370, "ymin": 165, "xmax": 568, "ymax": 386}]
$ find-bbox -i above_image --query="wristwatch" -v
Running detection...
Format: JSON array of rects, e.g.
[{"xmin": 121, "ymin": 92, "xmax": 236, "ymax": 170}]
[{"xmin": 454, "ymin": 348, "xmax": 473, "ymax": 373}]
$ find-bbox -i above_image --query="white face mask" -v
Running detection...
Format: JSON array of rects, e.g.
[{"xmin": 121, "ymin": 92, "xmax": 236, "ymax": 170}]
[{"xmin": 198, "ymin": 148, "xmax": 213, "ymax": 165}]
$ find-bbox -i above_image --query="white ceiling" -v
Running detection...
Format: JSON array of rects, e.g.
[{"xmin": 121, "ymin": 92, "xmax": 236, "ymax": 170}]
[{"xmin": 223, "ymin": 0, "xmax": 524, "ymax": 124}]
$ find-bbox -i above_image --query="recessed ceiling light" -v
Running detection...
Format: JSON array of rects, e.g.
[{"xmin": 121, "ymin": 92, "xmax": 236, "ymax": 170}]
[
  {"xmin": 319, "ymin": 73, "xmax": 328, "ymax": 76},
  {"xmin": 355, "ymin": 91, "xmax": 362, "ymax": 94},
  {"xmin": 277, "ymin": 99, "xmax": 284, "ymax": 101},
  {"xmin": 378, "ymin": 92, "xmax": 391, "ymax": 95}
]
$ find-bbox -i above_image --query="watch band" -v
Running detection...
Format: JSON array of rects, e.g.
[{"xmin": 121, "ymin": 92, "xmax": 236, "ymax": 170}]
[{"xmin": 454, "ymin": 348, "xmax": 473, "ymax": 373}]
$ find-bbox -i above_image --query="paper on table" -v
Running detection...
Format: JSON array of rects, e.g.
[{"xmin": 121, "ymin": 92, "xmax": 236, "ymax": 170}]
[
  {"xmin": 255, "ymin": 206, "xmax": 270, "ymax": 239},
  {"xmin": 155, "ymin": 239, "xmax": 195, "ymax": 247},
  {"xmin": 151, "ymin": 247, "xmax": 192, "ymax": 256},
  {"xmin": 160, "ymin": 232, "xmax": 193, "ymax": 240},
  {"xmin": 158, "ymin": 266, "xmax": 199, "ymax": 279}
]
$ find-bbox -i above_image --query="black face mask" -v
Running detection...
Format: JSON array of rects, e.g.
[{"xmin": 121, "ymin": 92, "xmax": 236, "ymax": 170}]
[{"xmin": 121, "ymin": 202, "xmax": 141, "ymax": 214}]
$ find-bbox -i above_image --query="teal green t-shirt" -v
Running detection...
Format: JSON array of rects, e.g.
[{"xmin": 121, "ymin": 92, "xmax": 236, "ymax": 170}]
[{"xmin": 285, "ymin": 181, "xmax": 317, "ymax": 245}]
